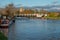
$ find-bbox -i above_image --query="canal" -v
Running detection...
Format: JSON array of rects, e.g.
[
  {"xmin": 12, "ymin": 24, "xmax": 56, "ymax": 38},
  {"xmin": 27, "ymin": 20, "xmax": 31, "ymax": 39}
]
[{"xmin": 8, "ymin": 18, "xmax": 60, "ymax": 40}]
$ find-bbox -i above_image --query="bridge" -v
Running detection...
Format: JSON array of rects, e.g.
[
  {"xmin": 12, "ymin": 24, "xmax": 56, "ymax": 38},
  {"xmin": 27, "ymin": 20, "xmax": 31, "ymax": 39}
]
[
  {"xmin": 14, "ymin": 13, "xmax": 47, "ymax": 17},
  {"xmin": 15, "ymin": 14, "xmax": 37, "ymax": 17}
]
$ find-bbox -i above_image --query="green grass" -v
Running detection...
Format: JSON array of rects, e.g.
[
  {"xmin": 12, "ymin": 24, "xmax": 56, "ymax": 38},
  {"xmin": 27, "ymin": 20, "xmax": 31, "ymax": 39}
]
[
  {"xmin": 0, "ymin": 32, "xmax": 8, "ymax": 40},
  {"xmin": 46, "ymin": 16, "xmax": 60, "ymax": 20}
]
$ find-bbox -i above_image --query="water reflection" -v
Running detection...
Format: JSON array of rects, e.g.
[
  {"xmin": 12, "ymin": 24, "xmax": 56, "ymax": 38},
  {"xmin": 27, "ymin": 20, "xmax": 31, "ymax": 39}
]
[{"xmin": 8, "ymin": 18, "xmax": 60, "ymax": 40}]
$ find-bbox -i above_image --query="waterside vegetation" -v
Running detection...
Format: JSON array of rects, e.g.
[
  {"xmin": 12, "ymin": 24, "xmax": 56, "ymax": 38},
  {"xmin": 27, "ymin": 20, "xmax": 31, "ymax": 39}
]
[{"xmin": 0, "ymin": 32, "xmax": 7, "ymax": 40}]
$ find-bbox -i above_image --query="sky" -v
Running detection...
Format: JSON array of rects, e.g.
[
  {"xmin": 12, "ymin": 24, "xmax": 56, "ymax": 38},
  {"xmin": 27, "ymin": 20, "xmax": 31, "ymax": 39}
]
[{"xmin": 0, "ymin": 0, "xmax": 60, "ymax": 7}]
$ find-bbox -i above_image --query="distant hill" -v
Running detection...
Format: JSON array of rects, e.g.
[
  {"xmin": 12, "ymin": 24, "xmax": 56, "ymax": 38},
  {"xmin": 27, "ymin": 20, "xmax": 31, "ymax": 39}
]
[{"xmin": 17, "ymin": 4, "xmax": 60, "ymax": 12}]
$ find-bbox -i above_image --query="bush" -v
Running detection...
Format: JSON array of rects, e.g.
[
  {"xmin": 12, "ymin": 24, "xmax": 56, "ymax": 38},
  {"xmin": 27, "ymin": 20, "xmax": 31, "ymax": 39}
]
[{"xmin": 0, "ymin": 32, "xmax": 7, "ymax": 40}]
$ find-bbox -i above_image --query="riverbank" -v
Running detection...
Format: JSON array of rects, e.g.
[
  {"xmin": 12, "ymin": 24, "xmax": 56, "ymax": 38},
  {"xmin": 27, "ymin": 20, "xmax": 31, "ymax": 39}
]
[
  {"xmin": 0, "ymin": 28, "xmax": 8, "ymax": 37},
  {"xmin": 0, "ymin": 32, "xmax": 8, "ymax": 40},
  {"xmin": 26, "ymin": 17, "xmax": 60, "ymax": 20},
  {"xmin": 46, "ymin": 17, "xmax": 60, "ymax": 20}
]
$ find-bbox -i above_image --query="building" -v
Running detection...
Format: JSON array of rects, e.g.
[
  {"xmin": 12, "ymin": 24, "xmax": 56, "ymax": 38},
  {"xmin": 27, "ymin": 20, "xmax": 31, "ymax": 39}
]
[{"xmin": 19, "ymin": 7, "xmax": 24, "ymax": 13}]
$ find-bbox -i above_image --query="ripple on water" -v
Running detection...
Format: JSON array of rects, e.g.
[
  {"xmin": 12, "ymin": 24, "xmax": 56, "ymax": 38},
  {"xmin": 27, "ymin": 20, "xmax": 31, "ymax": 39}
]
[{"xmin": 9, "ymin": 19, "xmax": 60, "ymax": 40}]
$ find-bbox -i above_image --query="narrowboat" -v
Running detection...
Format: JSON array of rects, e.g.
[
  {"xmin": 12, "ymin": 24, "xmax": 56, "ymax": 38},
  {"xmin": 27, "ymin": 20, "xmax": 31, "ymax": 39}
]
[{"xmin": 0, "ymin": 19, "xmax": 9, "ymax": 28}]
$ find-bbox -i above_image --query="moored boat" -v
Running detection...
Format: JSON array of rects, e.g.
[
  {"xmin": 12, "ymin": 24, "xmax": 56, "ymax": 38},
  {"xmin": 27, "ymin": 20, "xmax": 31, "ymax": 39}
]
[{"xmin": 0, "ymin": 19, "xmax": 9, "ymax": 28}]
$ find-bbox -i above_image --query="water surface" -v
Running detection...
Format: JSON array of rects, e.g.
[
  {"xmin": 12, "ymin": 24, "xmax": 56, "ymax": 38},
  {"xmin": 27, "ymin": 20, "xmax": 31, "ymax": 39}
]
[{"xmin": 8, "ymin": 18, "xmax": 60, "ymax": 40}]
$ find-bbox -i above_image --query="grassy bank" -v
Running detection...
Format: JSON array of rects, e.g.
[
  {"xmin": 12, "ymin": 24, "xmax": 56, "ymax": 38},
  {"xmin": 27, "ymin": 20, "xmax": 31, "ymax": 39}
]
[
  {"xmin": 0, "ymin": 32, "xmax": 7, "ymax": 40},
  {"xmin": 46, "ymin": 16, "xmax": 60, "ymax": 20}
]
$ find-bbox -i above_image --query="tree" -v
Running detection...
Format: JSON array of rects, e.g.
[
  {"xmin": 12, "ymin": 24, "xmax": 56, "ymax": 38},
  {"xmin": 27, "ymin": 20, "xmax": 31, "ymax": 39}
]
[
  {"xmin": 5, "ymin": 4, "xmax": 17, "ymax": 17},
  {"xmin": 22, "ymin": 9, "xmax": 34, "ymax": 14}
]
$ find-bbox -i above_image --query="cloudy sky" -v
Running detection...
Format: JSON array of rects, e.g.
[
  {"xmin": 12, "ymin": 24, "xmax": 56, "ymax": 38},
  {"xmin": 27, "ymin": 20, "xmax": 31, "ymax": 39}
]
[{"xmin": 0, "ymin": 0, "xmax": 60, "ymax": 7}]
